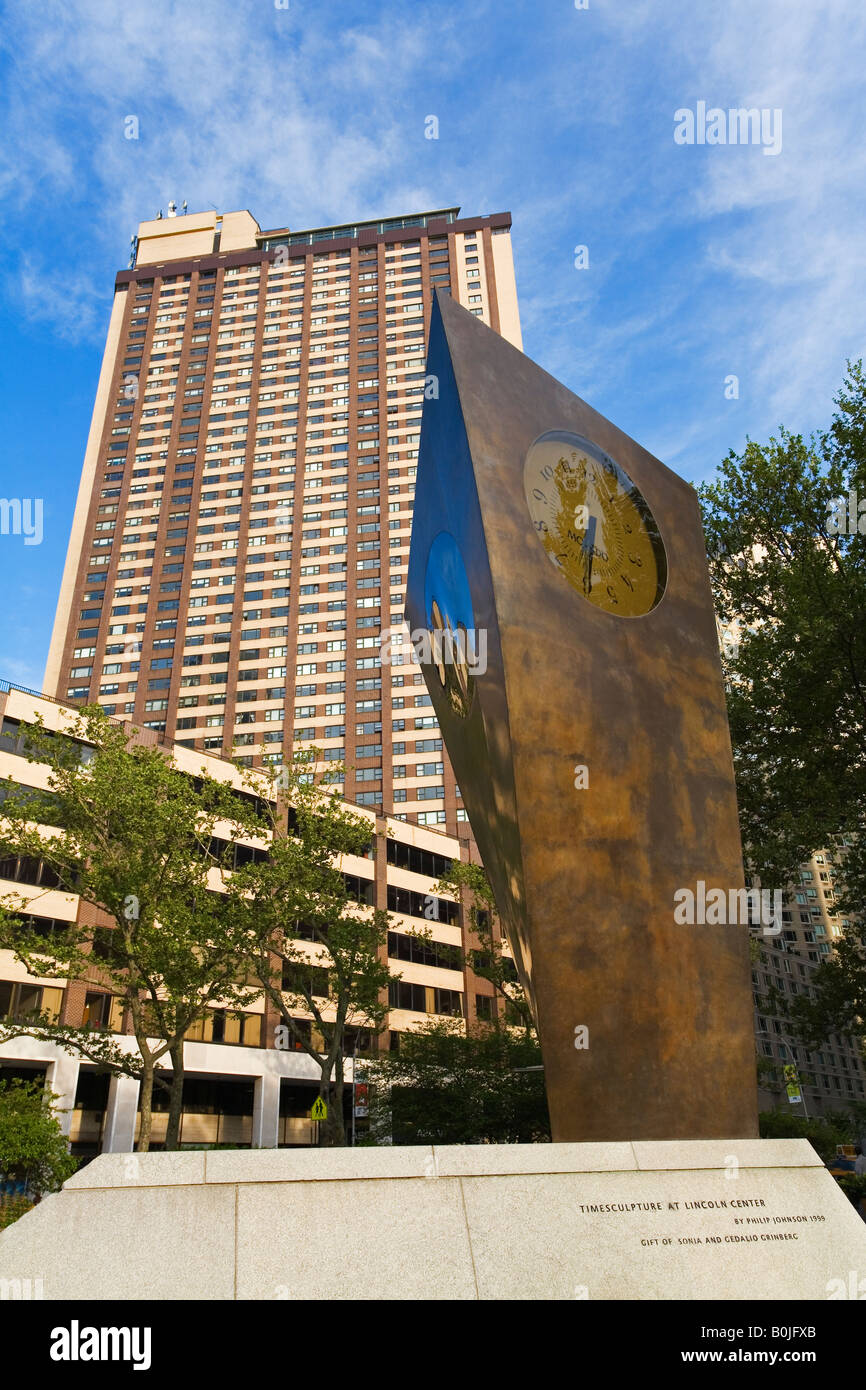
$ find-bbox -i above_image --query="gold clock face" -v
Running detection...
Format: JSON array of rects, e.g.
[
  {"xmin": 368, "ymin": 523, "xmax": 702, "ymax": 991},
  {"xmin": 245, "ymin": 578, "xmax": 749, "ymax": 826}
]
[{"xmin": 523, "ymin": 430, "xmax": 667, "ymax": 616}]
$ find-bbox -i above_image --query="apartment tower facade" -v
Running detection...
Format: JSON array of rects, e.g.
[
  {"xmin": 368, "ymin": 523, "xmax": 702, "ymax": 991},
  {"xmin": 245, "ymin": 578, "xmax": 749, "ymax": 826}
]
[{"xmin": 44, "ymin": 205, "xmax": 522, "ymax": 832}]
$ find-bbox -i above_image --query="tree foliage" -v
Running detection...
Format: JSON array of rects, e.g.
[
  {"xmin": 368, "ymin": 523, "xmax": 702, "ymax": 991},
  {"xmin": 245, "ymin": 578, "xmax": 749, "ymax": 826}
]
[
  {"xmin": 788, "ymin": 928, "xmax": 866, "ymax": 1048},
  {"xmin": 697, "ymin": 361, "xmax": 866, "ymax": 902},
  {"xmin": 698, "ymin": 363, "xmax": 866, "ymax": 1054},
  {"xmin": 758, "ymin": 1106, "xmax": 856, "ymax": 1165},
  {"xmin": 365, "ymin": 1019, "xmax": 550, "ymax": 1146},
  {"xmin": 0, "ymin": 1078, "xmax": 78, "ymax": 1194}
]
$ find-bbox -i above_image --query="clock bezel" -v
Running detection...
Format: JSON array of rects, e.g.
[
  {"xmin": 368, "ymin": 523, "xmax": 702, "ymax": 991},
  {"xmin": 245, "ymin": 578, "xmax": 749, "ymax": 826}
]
[{"xmin": 523, "ymin": 428, "xmax": 669, "ymax": 618}]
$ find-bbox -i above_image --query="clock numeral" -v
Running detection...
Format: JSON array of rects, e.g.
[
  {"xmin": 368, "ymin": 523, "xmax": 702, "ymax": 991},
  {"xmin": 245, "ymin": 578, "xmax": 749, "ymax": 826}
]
[
  {"xmin": 540, "ymin": 464, "xmax": 554, "ymax": 480},
  {"xmin": 534, "ymin": 520, "xmax": 549, "ymax": 533},
  {"xmin": 562, "ymin": 452, "xmax": 586, "ymax": 479},
  {"xmin": 532, "ymin": 488, "xmax": 549, "ymax": 504},
  {"xmin": 623, "ymin": 521, "xmax": 633, "ymax": 535},
  {"xmin": 620, "ymin": 572, "xmax": 634, "ymax": 592},
  {"xmin": 628, "ymin": 552, "xmax": 643, "ymax": 567},
  {"xmin": 606, "ymin": 584, "xmax": 619, "ymax": 604}
]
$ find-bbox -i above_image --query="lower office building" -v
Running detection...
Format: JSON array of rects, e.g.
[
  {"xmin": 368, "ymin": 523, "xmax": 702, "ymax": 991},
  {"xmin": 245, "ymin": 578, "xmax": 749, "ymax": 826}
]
[{"xmin": 0, "ymin": 683, "xmax": 500, "ymax": 1153}]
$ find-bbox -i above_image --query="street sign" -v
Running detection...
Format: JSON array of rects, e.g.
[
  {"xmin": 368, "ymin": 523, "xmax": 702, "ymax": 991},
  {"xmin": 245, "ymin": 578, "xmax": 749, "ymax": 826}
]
[
  {"xmin": 311, "ymin": 1096, "xmax": 327, "ymax": 1121},
  {"xmin": 784, "ymin": 1064, "xmax": 802, "ymax": 1104},
  {"xmin": 354, "ymin": 1083, "xmax": 369, "ymax": 1119}
]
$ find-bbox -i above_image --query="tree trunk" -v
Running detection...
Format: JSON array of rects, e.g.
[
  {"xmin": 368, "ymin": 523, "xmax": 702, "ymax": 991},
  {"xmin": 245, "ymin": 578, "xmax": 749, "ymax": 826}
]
[
  {"xmin": 137, "ymin": 1055, "xmax": 154, "ymax": 1153},
  {"xmin": 324, "ymin": 1049, "xmax": 346, "ymax": 1148},
  {"xmin": 164, "ymin": 1041, "xmax": 185, "ymax": 1151}
]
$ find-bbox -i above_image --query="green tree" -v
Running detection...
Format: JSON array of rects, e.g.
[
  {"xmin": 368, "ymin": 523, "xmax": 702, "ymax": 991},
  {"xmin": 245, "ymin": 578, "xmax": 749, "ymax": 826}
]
[
  {"xmin": 365, "ymin": 1019, "xmax": 550, "ymax": 1145},
  {"xmin": 0, "ymin": 707, "xmax": 264, "ymax": 1151},
  {"xmin": 698, "ymin": 363, "xmax": 866, "ymax": 1060},
  {"xmin": 226, "ymin": 751, "xmax": 393, "ymax": 1148},
  {"xmin": 433, "ymin": 859, "xmax": 535, "ymax": 1034},
  {"xmin": 0, "ymin": 1077, "xmax": 78, "ymax": 1195},
  {"xmin": 758, "ymin": 1106, "xmax": 854, "ymax": 1164},
  {"xmin": 696, "ymin": 360, "xmax": 866, "ymax": 904},
  {"xmin": 788, "ymin": 929, "xmax": 866, "ymax": 1049}
]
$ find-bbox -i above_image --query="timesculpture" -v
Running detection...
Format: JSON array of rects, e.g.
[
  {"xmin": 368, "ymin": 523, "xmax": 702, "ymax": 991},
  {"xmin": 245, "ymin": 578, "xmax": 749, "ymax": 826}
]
[{"xmin": 405, "ymin": 290, "xmax": 758, "ymax": 1142}]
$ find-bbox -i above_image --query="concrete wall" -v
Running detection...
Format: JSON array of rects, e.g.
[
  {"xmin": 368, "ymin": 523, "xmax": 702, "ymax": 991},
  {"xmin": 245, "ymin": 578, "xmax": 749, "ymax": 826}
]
[{"xmin": 1, "ymin": 1140, "xmax": 864, "ymax": 1300}]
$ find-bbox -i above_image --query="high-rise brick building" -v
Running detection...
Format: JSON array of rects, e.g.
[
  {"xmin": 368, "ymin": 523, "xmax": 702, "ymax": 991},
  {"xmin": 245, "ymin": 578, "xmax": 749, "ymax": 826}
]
[{"xmin": 44, "ymin": 205, "xmax": 522, "ymax": 832}]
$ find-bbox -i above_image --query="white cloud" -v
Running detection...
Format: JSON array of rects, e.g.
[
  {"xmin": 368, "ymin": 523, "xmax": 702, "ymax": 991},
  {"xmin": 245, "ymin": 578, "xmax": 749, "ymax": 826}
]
[
  {"xmin": 0, "ymin": 0, "xmax": 864, "ymax": 476},
  {"xmin": 12, "ymin": 254, "xmax": 107, "ymax": 343},
  {"xmin": 0, "ymin": 0, "xmax": 466, "ymax": 339}
]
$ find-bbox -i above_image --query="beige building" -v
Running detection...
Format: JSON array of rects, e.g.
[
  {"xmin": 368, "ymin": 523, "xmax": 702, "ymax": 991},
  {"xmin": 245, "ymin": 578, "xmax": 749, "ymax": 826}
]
[{"xmin": 0, "ymin": 684, "xmax": 505, "ymax": 1153}]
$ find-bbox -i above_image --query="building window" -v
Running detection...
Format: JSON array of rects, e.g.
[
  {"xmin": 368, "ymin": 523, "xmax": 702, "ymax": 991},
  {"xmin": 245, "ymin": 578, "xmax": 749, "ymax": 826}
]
[{"xmin": 0, "ymin": 980, "xmax": 63, "ymax": 1022}]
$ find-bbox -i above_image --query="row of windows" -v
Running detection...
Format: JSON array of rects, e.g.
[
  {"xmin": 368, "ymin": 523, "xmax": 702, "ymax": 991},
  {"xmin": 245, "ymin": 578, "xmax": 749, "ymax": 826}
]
[
  {"xmin": 386, "ymin": 884, "xmax": 459, "ymax": 925},
  {"xmin": 0, "ymin": 717, "xmax": 95, "ymax": 767},
  {"xmin": 0, "ymin": 781, "xmax": 64, "ymax": 827},
  {"xmin": 0, "ymin": 980, "xmax": 63, "ymax": 1023},
  {"xmin": 0, "ymin": 854, "xmax": 64, "ymax": 889},
  {"xmin": 757, "ymin": 1047, "xmax": 864, "ymax": 1096},
  {"xmin": 117, "ymin": 350, "xmax": 425, "ymax": 398},
  {"xmin": 184, "ymin": 1009, "xmax": 262, "ymax": 1047},
  {"xmin": 385, "ymin": 837, "xmax": 452, "ymax": 880},
  {"xmin": 756, "ymin": 1014, "xmax": 862, "ymax": 1070},
  {"xmin": 388, "ymin": 979, "xmax": 463, "ymax": 1016},
  {"xmin": 387, "ymin": 930, "xmax": 461, "ymax": 971}
]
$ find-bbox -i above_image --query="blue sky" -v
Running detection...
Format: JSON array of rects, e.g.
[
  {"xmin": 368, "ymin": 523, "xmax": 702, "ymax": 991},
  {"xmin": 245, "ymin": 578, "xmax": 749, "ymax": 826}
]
[{"xmin": 0, "ymin": 0, "xmax": 864, "ymax": 690}]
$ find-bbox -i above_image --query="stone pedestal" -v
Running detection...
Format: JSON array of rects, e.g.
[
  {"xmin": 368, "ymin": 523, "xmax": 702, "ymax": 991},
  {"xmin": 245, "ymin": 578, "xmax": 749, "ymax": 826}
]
[{"xmin": 2, "ymin": 1140, "xmax": 864, "ymax": 1300}]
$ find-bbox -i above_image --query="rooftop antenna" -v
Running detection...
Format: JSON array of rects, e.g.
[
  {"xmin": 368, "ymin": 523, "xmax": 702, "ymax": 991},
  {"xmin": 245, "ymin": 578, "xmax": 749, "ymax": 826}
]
[
  {"xmin": 182, "ymin": 200, "xmax": 188, "ymax": 215},
  {"xmin": 167, "ymin": 200, "xmax": 177, "ymax": 217}
]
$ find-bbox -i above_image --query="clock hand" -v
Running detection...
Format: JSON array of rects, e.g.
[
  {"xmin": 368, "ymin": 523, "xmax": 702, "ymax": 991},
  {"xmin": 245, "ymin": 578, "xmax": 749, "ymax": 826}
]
[{"xmin": 581, "ymin": 513, "xmax": 597, "ymax": 592}]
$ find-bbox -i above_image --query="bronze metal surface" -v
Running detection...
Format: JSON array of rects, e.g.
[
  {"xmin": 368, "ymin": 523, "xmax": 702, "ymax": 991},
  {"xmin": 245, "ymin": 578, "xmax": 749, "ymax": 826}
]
[{"xmin": 405, "ymin": 290, "xmax": 759, "ymax": 1142}]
